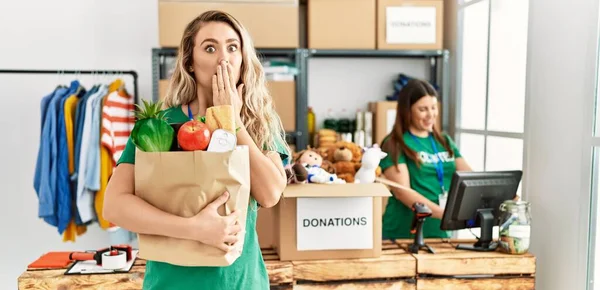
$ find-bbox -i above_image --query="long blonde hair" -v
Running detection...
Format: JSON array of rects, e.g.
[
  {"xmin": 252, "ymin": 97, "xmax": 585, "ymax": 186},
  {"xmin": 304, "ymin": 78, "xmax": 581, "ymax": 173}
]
[{"xmin": 164, "ymin": 10, "xmax": 291, "ymax": 158}]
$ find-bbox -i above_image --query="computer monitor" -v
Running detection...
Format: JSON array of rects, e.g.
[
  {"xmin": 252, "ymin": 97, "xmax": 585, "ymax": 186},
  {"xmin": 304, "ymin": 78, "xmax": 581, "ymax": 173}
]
[{"xmin": 440, "ymin": 170, "xmax": 523, "ymax": 252}]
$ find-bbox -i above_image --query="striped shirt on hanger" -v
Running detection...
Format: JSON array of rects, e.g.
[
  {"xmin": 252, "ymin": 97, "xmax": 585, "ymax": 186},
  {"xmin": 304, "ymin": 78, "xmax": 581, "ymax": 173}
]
[{"xmin": 100, "ymin": 89, "xmax": 135, "ymax": 166}]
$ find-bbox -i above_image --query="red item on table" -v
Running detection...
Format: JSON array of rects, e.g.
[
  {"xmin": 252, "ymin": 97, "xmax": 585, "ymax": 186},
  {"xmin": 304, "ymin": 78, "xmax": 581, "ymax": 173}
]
[{"xmin": 28, "ymin": 252, "xmax": 73, "ymax": 269}]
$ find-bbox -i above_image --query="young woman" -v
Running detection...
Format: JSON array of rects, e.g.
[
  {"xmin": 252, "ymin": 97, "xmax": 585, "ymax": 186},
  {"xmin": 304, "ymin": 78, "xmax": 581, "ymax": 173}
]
[
  {"xmin": 103, "ymin": 11, "xmax": 290, "ymax": 290},
  {"xmin": 380, "ymin": 79, "xmax": 472, "ymax": 240}
]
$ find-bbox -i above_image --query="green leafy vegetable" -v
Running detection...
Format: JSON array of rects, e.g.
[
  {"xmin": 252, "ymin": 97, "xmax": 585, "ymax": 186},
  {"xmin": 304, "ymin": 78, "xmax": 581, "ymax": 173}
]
[{"xmin": 131, "ymin": 100, "xmax": 174, "ymax": 152}]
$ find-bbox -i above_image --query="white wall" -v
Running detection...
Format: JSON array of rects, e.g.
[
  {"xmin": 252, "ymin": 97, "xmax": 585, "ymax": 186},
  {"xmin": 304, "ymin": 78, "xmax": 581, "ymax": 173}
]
[
  {"xmin": 523, "ymin": 0, "xmax": 600, "ymax": 289},
  {"xmin": 0, "ymin": 0, "xmax": 157, "ymax": 289},
  {"xmin": 307, "ymin": 57, "xmax": 430, "ymax": 129}
]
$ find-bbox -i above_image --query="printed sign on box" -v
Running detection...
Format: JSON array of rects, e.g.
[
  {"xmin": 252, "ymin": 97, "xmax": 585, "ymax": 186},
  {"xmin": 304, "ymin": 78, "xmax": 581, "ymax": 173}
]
[
  {"xmin": 296, "ymin": 197, "xmax": 374, "ymax": 251},
  {"xmin": 386, "ymin": 6, "xmax": 437, "ymax": 44}
]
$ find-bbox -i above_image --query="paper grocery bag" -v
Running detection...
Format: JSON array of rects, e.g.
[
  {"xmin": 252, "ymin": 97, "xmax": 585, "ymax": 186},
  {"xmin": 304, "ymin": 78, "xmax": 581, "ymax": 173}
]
[{"xmin": 133, "ymin": 145, "xmax": 250, "ymax": 267}]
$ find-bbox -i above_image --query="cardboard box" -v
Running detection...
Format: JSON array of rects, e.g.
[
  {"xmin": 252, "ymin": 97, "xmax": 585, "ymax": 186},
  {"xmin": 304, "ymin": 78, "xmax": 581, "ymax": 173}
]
[
  {"xmin": 308, "ymin": 0, "xmax": 376, "ymax": 49},
  {"xmin": 160, "ymin": 0, "xmax": 296, "ymax": 2},
  {"xmin": 159, "ymin": 1, "xmax": 299, "ymax": 48},
  {"xmin": 256, "ymin": 207, "xmax": 275, "ymax": 248},
  {"xmin": 158, "ymin": 79, "xmax": 170, "ymax": 101},
  {"xmin": 377, "ymin": 0, "xmax": 444, "ymax": 50},
  {"xmin": 369, "ymin": 100, "xmax": 442, "ymax": 146},
  {"xmin": 268, "ymin": 80, "xmax": 296, "ymax": 132},
  {"xmin": 369, "ymin": 101, "xmax": 397, "ymax": 146},
  {"xmin": 273, "ymin": 183, "xmax": 391, "ymax": 261}
]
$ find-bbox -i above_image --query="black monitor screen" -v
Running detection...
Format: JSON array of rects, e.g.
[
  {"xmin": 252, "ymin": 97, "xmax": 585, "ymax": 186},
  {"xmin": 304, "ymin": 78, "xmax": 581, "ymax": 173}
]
[{"xmin": 440, "ymin": 170, "xmax": 522, "ymax": 251}]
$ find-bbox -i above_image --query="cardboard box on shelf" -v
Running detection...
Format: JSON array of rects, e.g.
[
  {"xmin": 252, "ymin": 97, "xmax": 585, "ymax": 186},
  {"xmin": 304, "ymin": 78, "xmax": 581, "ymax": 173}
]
[
  {"xmin": 369, "ymin": 100, "xmax": 442, "ymax": 146},
  {"xmin": 369, "ymin": 101, "xmax": 397, "ymax": 146},
  {"xmin": 159, "ymin": 0, "xmax": 296, "ymax": 2},
  {"xmin": 273, "ymin": 183, "xmax": 391, "ymax": 261},
  {"xmin": 268, "ymin": 80, "xmax": 296, "ymax": 132},
  {"xmin": 158, "ymin": 79, "xmax": 170, "ymax": 101},
  {"xmin": 307, "ymin": 0, "xmax": 376, "ymax": 49},
  {"xmin": 159, "ymin": 0, "xmax": 299, "ymax": 48},
  {"xmin": 377, "ymin": 0, "xmax": 444, "ymax": 50}
]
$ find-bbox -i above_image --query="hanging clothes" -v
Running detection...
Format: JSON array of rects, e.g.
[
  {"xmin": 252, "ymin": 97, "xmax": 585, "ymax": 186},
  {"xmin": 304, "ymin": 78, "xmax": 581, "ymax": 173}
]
[
  {"xmin": 33, "ymin": 77, "xmax": 137, "ymax": 243},
  {"xmin": 101, "ymin": 84, "xmax": 136, "ymax": 164},
  {"xmin": 76, "ymin": 84, "xmax": 107, "ymax": 228},
  {"xmin": 34, "ymin": 86, "xmax": 68, "ymax": 228},
  {"xmin": 62, "ymin": 83, "xmax": 88, "ymax": 242},
  {"xmin": 100, "ymin": 81, "xmax": 136, "ymax": 240}
]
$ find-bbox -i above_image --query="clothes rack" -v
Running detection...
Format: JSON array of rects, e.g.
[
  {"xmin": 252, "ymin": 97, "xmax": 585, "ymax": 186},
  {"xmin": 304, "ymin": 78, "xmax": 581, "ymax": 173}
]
[{"xmin": 0, "ymin": 69, "xmax": 139, "ymax": 105}]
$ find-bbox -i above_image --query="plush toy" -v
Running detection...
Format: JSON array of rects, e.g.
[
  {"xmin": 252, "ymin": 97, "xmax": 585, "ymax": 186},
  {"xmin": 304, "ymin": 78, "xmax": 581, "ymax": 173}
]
[
  {"xmin": 326, "ymin": 141, "xmax": 363, "ymax": 183},
  {"xmin": 306, "ymin": 165, "xmax": 346, "ymax": 184},
  {"xmin": 286, "ymin": 149, "xmax": 321, "ymax": 185},
  {"xmin": 296, "ymin": 148, "xmax": 323, "ymax": 167},
  {"xmin": 288, "ymin": 147, "xmax": 347, "ymax": 184},
  {"xmin": 285, "ymin": 163, "xmax": 308, "ymax": 184},
  {"xmin": 355, "ymin": 145, "xmax": 388, "ymax": 184}
]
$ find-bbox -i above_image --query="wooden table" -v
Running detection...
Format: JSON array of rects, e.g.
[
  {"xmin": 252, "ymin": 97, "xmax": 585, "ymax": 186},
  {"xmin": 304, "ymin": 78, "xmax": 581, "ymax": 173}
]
[
  {"xmin": 18, "ymin": 239, "xmax": 535, "ymax": 290},
  {"xmin": 395, "ymin": 239, "xmax": 536, "ymax": 290}
]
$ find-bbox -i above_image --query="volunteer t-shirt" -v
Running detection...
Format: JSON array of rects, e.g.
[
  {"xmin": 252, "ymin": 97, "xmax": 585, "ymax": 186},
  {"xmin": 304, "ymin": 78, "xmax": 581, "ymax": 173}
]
[
  {"xmin": 379, "ymin": 131, "xmax": 462, "ymax": 239},
  {"xmin": 117, "ymin": 105, "xmax": 289, "ymax": 290}
]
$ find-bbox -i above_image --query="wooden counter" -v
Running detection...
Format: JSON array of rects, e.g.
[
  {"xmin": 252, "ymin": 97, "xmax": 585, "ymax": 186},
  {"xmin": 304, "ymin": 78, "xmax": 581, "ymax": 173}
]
[
  {"xmin": 18, "ymin": 239, "xmax": 535, "ymax": 290},
  {"xmin": 395, "ymin": 239, "xmax": 536, "ymax": 290}
]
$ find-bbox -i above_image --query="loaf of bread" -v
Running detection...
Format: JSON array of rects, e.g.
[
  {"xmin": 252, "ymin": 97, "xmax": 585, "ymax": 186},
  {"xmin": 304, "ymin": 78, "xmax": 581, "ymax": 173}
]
[{"xmin": 206, "ymin": 105, "xmax": 236, "ymax": 133}]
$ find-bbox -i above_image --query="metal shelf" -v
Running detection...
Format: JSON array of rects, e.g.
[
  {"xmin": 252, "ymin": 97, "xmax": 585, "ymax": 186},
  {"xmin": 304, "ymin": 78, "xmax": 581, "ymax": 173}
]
[
  {"xmin": 151, "ymin": 47, "xmax": 451, "ymax": 151},
  {"xmin": 151, "ymin": 47, "xmax": 308, "ymax": 150},
  {"xmin": 304, "ymin": 48, "xmax": 451, "ymax": 134},
  {"xmin": 308, "ymin": 48, "xmax": 447, "ymax": 58}
]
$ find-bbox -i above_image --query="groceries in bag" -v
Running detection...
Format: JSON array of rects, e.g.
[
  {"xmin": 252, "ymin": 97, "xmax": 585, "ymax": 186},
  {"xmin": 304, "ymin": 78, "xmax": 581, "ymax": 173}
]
[{"xmin": 131, "ymin": 101, "xmax": 250, "ymax": 267}]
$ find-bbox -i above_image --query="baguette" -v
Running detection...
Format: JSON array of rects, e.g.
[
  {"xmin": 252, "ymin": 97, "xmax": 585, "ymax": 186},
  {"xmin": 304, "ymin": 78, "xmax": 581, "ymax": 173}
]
[{"xmin": 206, "ymin": 105, "xmax": 236, "ymax": 133}]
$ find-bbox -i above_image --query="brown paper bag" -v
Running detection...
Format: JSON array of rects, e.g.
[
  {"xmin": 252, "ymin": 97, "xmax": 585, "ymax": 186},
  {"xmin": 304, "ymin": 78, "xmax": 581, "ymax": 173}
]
[{"xmin": 133, "ymin": 145, "xmax": 251, "ymax": 266}]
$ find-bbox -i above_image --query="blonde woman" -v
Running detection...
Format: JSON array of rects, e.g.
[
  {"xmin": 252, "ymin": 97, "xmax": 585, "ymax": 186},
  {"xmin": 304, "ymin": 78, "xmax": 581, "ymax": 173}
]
[{"xmin": 103, "ymin": 11, "xmax": 291, "ymax": 290}]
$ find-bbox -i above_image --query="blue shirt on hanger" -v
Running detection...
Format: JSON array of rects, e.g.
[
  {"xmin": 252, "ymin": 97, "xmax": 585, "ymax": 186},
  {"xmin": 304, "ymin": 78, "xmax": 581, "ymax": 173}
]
[
  {"xmin": 34, "ymin": 89, "xmax": 58, "ymax": 197},
  {"xmin": 36, "ymin": 86, "xmax": 68, "ymax": 228},
  {"xmin": 74, "ymin": 85, "xmax": 97, "ymax": 175}
]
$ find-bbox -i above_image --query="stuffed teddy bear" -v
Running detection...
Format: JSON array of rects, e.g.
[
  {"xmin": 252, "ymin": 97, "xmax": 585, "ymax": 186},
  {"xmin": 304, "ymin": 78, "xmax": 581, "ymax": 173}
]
[{"xmin": 326, "ymin": 141, "xmax": 363, "ymax": 183}]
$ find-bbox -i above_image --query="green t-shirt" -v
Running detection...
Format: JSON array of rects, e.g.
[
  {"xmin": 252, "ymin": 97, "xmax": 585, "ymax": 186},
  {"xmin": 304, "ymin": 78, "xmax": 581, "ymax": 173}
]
[
  {"xmin": 117, "ymin": 105, "xmax": 289, "ymax": 290},
  {"xmin": 379, "ymin": 131, "xmax": 462, "ymax": 240}
]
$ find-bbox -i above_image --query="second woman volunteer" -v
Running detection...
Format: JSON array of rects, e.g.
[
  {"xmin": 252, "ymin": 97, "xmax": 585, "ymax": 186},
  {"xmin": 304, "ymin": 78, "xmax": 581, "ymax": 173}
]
[{"xmin": 380, "ymin": 79, "xmax": 473, "ymax": 239}]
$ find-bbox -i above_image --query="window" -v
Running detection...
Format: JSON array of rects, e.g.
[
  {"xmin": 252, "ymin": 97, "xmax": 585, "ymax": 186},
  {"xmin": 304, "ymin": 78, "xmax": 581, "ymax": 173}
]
[{"xmin": 454, "ymin": 0, "xmax": 529, "ymax": 238}]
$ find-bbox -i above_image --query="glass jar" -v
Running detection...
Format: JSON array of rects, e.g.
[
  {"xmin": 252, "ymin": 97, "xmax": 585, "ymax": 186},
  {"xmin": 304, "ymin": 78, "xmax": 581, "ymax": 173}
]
[{"xmin": 498, "ymin": 200, "xmax": 531, "ymax": 254}]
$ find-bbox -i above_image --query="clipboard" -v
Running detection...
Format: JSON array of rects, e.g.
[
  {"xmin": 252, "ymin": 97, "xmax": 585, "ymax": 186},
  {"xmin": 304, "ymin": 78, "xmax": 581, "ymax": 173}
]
[{"xmin": 64, "ymin": 250, "xmax": 139, "ymax": 275}]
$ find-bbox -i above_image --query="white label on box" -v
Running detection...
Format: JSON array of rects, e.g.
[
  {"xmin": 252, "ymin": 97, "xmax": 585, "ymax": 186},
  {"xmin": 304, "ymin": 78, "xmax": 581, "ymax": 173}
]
[
  {"xmin": 386, "ymin": 109, "xmax": 397, "ymax": 134},
  {"xmin": 296, "ymin": 197, "xmax": 373, "ymax": 251},
  {"xmin": 386, "ymin": 6, "xmax": 437, "ymax": 44}
]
